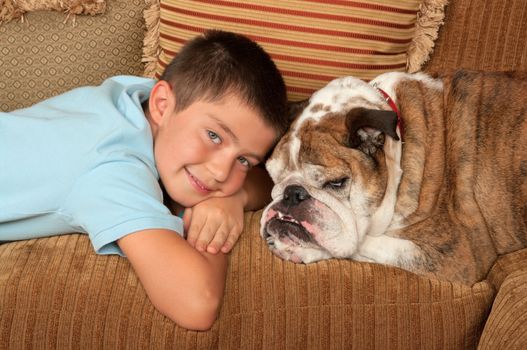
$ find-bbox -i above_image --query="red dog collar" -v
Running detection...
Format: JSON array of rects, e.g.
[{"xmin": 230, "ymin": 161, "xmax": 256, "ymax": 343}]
[{"xmin": 376, "ymin": 87, "xmax": 404, "ymax": 140}]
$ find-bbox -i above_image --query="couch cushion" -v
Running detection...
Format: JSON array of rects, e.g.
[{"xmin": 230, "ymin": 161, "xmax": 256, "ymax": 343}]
[
  {"xmin": 143, "ymin": 0, "xmax": 447, "ymax": 101},
  {"xmin": 424, "ymin": 0, "xmax": 527, "ymax": 73},
  {"xmin": 0, "ymin": 0, "xmax": 106, "ymax": 25},
  {"xmin": 0, "ymin": 210, "xmax": 496, "ymax": 349},
  {"xmin": 0, "ymin": 0, "xmax": 147, "ymax": 112},
  {"xmin": 0, "ymin": 234, "xmax": 218, "ymax": 349},
  {"xmin": 478, "ymin": 249, "xmax": 527, "ymax": 350},
  {"xmin": 219, "ymin": 210, "xmax": 495, "ymax": 349}
]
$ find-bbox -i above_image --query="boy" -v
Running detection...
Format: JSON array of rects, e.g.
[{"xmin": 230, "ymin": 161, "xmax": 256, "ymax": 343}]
[{"xmin": 0, "ymin": 30, "xmax": 289, "ymax": 330}]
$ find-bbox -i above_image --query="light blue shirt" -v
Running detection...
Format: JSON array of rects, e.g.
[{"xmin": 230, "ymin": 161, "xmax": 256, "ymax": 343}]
[{"xmin": 0, "ymin": 76, "xmax": 183, "ymax": 255}]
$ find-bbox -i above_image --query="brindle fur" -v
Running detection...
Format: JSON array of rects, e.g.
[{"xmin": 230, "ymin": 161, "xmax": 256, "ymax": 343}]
[{"xmin": 389, "ymin": 71, "xmax": 527, "ymax": 282}]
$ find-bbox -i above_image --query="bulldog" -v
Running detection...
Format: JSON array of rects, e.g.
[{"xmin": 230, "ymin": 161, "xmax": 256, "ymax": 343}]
[{"xmin": 260, "ymin": 70, "xmax": 527, "ymax": 284}]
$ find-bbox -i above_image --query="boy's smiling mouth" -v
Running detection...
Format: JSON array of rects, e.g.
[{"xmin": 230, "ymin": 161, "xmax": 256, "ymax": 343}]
[{"xmin": 185, "ymin": 168, "xmax": 212, "ymax": 194}]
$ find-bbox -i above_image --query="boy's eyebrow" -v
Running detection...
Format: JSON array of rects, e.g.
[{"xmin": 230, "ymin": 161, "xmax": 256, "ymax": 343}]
[{"xmin": 209, "ymin": 115, "xmax": 264, "ymax": 162}]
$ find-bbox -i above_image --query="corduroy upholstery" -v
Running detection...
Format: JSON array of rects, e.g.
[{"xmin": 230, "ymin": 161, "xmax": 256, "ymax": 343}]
[
  {"xmin": 0, "ymin": 212, "xmax": 498, "ymax": 349},
  {"xmin": 1, "ymin": 0, "xmax": 527, "ymax": 349},
  {"xmin": 478, "ymin": 250, "xmax": 527, "ymax": 350},
  {"xmin": 423, "ymin": 0, "xmax": 527, "ymax": 74}
]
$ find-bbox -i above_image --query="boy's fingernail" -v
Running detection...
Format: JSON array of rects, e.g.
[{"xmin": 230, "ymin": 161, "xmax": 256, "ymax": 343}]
[{"xmin": 207, "ymin": 246, "xmax": 217, "ymax": 254}]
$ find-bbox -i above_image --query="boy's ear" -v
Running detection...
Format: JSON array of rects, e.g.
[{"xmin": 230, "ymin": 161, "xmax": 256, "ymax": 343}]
[{"xmin": 148, "ymin": 80, "xmax": 176, "ymax": 126}]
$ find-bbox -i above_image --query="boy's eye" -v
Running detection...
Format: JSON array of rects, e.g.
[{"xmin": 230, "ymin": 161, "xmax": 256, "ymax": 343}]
[
  {"xmin": 208, "ymin": 130, "xmax": 221, "ymax": 144},
  {"xmin": 238, "ymin": 156, "xmax": 250, "ymax": 168}
]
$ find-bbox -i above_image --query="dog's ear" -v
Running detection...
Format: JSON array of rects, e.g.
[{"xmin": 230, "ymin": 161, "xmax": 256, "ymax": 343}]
[
  {"xmin": 345, "ymin": 107, "xmax": 399, "ymax": 156},
  {"xmin": 287, "ymin": 99, "xmax": 309, "ymax": 123}
]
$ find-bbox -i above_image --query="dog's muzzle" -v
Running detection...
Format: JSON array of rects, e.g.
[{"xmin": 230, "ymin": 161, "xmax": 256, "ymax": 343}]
[{"xmin": 262, "ymin": 184, "xmax": 320, "ymax": 245}]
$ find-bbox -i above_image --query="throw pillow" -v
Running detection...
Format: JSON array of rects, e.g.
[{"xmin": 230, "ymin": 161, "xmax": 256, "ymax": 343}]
[
  {"xmin": 0, "ymin": 0, "xmax": 146, "ymax": 111},
  {"xmin": 0, "ymin": 0, "xmax": 106, "ymax": 25},
  {"xmin": 142, "ymin": 0, "xmax": 447, "ymax": 101}
]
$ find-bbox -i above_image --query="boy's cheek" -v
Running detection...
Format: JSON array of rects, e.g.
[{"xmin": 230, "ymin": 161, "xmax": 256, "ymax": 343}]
[{"xmin": 218, "ymin": 172, "xmax": 247, "ymax": 197}]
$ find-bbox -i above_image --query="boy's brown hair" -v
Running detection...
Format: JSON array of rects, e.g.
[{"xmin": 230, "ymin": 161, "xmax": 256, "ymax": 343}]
[{"xmin": 159, "ymin": 30, "xmax": 289, "ymax": 138}]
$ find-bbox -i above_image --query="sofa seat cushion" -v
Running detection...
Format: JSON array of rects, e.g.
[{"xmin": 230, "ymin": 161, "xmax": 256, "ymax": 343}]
[
  {"xmin": 0, "ymin": 210, "xmax": 498, "ymax": 349},
  {"xmin": 478, "ymin": 249, "xmax": 527, "ymax": 350},
  {"xmin": 0, "ymin": 234, "xmax": 218, "ymax": 349}
]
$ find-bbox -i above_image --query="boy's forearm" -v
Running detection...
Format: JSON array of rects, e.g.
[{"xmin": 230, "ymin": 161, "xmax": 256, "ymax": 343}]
[
  {"xmin": 242, "ymin": 165, "xmax": 274, "ymax": 211},
  {"xmin": 118, "ymin": 229, "xmax": 227, "ymax": 330}
]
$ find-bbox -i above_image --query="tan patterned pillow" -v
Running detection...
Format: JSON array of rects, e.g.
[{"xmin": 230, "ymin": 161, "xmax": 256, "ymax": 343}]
[
  {"xmin": 0, "ymin": 0, "xmax": 146, "ymax": 112},
  {"xmin": 143, "ymin": 0, "xmax": 447, "ymax": 101},
  {"xmin": 0, "ymin": 0, "xmax": 106, "ymax": 24}
]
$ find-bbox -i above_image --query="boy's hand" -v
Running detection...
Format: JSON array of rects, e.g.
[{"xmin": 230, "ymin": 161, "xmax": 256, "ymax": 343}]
[{"xmin": 184, "ymin": 192, "xmax": 245, "ymax": 254}]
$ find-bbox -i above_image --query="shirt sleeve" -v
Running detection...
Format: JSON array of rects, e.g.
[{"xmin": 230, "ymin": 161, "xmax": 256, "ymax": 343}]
[{"xmin": 63, "ymin": 158, "xmax": 183, "ymax": 256}]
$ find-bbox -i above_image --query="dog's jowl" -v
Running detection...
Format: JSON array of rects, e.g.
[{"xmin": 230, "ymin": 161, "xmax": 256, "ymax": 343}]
[{"xmin": 260, "ymin": 70, "xmax": 527, "ymax": 284}]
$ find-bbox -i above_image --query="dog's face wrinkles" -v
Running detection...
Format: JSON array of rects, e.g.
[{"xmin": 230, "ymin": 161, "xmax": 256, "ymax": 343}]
[{"xmin": 261, "ymin": 76, "xmax": 393, "ymax": 264}]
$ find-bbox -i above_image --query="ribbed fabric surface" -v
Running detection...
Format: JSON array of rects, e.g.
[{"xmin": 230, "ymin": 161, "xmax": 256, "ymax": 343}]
[
  {"xmin": 0, "ymin": 211, "xmax": 497, "ymax": 349},
  {"xmin": 0, "ymin": 235, "xmax": 218, "ymax": 349},
  {"xmin": 218, "ymin": 211, "xmax": 494, "ymax": 349},
  {"xmin": 424, "ymin": 0, "xmax": 527, "ymax": 73},
  {"xmin": 155, "ymin": 0, "xmax": 423, "ymax": 101},
  {"xmin": 478, "ymin": 250, "xmax": 527, "ymax": 350}
]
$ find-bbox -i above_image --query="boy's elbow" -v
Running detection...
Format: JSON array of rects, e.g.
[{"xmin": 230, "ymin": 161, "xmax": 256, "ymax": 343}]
[{"xmin": 155, "ymin": 287, "xmax": 223, "ymax": 331}]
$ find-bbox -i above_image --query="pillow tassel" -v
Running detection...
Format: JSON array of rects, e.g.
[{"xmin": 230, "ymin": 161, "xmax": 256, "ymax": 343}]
[
  {"xmin": 407, "ymin": 0, "xmax": 449, "ymax": 73},
  {"xmin": 142, "ymin": 0, "xmax": 160, "ymax": 78}
]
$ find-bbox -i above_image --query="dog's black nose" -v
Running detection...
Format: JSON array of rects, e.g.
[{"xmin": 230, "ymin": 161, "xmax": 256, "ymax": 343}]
[{"xmin": 283, "ymin": 185, "xmax": 310, "ymax": 206}]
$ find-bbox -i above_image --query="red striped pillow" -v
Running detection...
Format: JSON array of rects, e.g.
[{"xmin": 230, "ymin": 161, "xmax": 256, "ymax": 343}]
[{"xmin": 143, "ymin": 0, "xmax": 438, "ymax": 101}]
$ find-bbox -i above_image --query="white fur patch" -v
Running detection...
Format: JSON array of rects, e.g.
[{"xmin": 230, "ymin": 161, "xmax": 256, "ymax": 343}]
[
  {"xmin": 355, "ymin": 234, "xmax": 419, "ymax": 266},
  {"xmin": 290, "ymin": 76, "xmax": 386, "ymax": 141},
  {"xmin": 370, "ymin": 72, "xmax": 443, "ymax": 105},
  {"xmin": 265, "ymin": 156, "xmax": 283, "ymax": 184},
  {"xmin": 367, "ymin": 128, "xmax": 403, "ymax": 236},
  {"xmin": 288, "ymin": 134, "xmax": 301, "ymax": 170}
]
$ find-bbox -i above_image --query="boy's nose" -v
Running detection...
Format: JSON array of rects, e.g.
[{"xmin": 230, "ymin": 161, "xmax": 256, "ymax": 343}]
[{"xmin": 207, "ymin": 155, "xmax": 234, "ymax": 183}]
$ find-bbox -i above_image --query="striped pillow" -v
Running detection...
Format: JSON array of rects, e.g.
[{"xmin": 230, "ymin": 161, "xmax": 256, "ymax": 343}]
[{"xmin": 143, "ymin": 0, "xmax": 446, "ymax": 101}]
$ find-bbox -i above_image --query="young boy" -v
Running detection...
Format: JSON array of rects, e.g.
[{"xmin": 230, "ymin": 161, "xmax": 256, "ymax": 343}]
[{"xmin": 0, "ymin": 30, "xmax": 289, "ymax": 330}]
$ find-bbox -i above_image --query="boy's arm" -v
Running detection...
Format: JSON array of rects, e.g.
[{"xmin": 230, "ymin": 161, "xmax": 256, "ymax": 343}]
[
  {"xmin": 118, "ymin": 229, "xmax": 227, "ymax": 331},
  {"xmin": 241, "ymin": 165, "xmax": 274, "ymax": 211}
]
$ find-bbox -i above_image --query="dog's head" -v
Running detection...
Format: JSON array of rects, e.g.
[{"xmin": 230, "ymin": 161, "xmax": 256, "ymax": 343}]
[{"xmin": 260, "ymin": 76, "xmax": 402, "ymax": 263}]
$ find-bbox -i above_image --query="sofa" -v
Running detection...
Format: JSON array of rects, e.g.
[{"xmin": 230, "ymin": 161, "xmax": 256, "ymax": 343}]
[{"xmin": 1, "ymin": 0, "xmax": 526, "ymax": 349}]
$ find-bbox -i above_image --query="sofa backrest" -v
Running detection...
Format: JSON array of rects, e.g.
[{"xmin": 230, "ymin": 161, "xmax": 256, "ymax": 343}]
[{"xmin": 424, "ymin": 0, "xmax": 527, "ymax": 74}]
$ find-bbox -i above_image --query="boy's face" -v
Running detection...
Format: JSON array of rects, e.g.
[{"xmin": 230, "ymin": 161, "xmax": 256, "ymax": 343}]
[{"xmin": 148, "ymin": 82, "xmax": 277, "ymax": 208}]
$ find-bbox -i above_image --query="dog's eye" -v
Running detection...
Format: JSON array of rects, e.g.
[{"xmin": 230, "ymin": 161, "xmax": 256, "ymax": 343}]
[{"xmin": 323, "ymin": 177, "xmax": 349, "ymax": 190}]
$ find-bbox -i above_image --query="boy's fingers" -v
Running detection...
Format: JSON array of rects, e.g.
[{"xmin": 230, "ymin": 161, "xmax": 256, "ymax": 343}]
[
  {"xmin": 207, "ymin": 225, "xmax": 228, "ymax": 254},
  {"xmin": 195, "ymin": 221, "xmax": 224, "ymax": 252},
  {"xmin": 220, "ymin": 226, "xmax": 242, "ymax": 253},
  {"xmin": 186, "ymin": 214, "xmax": 206, "ymax": 248},
  {"xmin": 195, "ymin": 228, "xmax": 211, "ymax": 252},
  {"xmin": 204, "ymin": 222, "xmax": 229, "ymax": 254}
]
